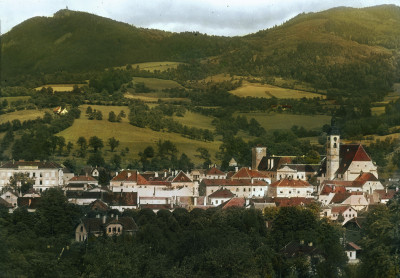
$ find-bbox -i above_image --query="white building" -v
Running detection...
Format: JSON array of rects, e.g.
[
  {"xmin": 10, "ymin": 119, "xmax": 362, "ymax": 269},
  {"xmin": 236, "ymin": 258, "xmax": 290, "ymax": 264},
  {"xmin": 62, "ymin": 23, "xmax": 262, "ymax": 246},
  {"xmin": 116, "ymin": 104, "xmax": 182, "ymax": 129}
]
[
  {"xmin": 268, "ymin": 178, "xmax": 314, "ymax": 198},
  {"xmin": 0, "ymin": 161, "xmax": 64, "ymax": 193}
]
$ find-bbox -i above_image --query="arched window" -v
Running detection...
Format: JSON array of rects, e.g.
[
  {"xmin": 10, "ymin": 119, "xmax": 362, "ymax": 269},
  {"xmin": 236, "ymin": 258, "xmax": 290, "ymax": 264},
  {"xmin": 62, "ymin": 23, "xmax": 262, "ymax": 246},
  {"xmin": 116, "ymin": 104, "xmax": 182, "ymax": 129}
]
[{"xmin": 333, "ymin": 143, "xmax": 337, "ymax": 148}]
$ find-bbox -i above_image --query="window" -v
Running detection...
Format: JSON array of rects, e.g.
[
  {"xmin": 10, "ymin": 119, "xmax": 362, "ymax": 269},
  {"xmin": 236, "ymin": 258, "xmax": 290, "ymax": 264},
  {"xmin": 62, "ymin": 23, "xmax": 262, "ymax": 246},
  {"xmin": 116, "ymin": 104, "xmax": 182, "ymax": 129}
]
[
  {"xmin": 215, "ymin": 200, "xmax": 218, "ymax": 204},
  {"xmin": 6, "ymin": 196, "xmax": 10, "ymax": 199},
  {"xmin": 80, "ymin": 226, "xmax": 83, "ymax": 232},
  {"xmin": 118, "ymin": 227, "xmax": 121, "ymax": 233},
  {"xmin": 333, "ymin": 143, "xmax": 337, "ymax": 148},
  {"xmin": 253, "ymin": 188, "xmax": 255, "ymax": 191},
  {"xmin": 236, "ymin": 188, "xmax": 239, "ymax": 192},
  {"xmin": 289, "ymin": 191, "xmax": 292, "ymax": 194},
  {"xmin": 108, "ymin": 228, "xmax": 111, "ymax": 233},
  {"xmin": 113, "ymin": 227, "xmax": 116, "ymax": 233},
  {"xmin": 243, "ymin": 188, "xmax": 246, "ymax": 192},
  {"xmin": 334, "ymin": 137, "xmax": 337, "ymax": 142}
]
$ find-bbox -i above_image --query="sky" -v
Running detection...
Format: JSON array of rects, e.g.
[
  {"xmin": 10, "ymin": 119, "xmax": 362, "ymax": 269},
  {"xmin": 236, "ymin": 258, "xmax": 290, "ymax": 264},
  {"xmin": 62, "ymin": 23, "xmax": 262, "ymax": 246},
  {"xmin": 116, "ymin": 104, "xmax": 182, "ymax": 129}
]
[{"xmin": 0, "ymin": 0, "xmax": 399, "ymax": 36}]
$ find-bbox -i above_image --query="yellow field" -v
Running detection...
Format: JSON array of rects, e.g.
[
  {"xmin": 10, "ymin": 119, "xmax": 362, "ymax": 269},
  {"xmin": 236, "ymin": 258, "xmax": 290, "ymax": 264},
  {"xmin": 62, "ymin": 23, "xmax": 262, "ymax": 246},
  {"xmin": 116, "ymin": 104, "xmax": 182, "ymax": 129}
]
[
  {"xmin": 132, "ymin": 77, "xmax": 183, "ymax": 91},
  {"xmin": 132, "ymin": 61, "xmax": 183, "ymax": 72},
  {"xmin": 236, "ymin": 112, "xmax": 331, "ymax": 130},
  {"xmin": 200, "ymin": 74, "xmax": 242, "ymax": 83},
  {"xmin": 371, "ymin": 106, "xmax": 386, "ymax": 116},
  {"xmin": 57, "ymin": 105, "xmax": 220, "ymax": 164},
  {"xmin": 230, "ymin": 81, "xmax": 324, "ymax": 99},
  {"xmin": 0, "ymin": 109, "xmax": 49, "ymax": 124},
  {"xmin": 34, "ymin": 84, "xmax": 86, "ymax": 92}
]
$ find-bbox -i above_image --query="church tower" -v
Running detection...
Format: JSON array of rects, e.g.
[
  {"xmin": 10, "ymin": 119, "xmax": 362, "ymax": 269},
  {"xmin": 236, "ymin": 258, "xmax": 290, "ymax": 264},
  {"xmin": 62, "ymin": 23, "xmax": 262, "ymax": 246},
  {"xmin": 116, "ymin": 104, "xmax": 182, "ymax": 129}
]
[
  {"xmin": 252, "ymin": 146, "xmax": 266, "ymax": 170},
  {"xmin": 326, "ymin": 119, "xmax": 340, "ymax": 180}
]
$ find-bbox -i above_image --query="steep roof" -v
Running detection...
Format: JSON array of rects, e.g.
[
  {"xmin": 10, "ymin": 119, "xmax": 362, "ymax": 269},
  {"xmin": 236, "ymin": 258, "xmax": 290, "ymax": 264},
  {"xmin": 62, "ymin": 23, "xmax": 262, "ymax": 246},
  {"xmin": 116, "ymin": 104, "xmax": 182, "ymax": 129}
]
[
  {"xmin": 201, "ymin": 179, "xmax": 267, "ymax": 187},
  {"xmin": 270, "ymin": 179, "xmax": 313, "ymax": 188},
  {"xmin": 172, "ymin": 171, "xmax": 192, "ymax": 183},
  {"xmin": 331, "ymin": 192, "xmax": 352, "ymax": 204},
  {"xmin": 206, "ymin": 167, "xmax": 225, "ymax": 176},
  {"xmin": 320, "ymin": 184, "xmax": 348, "ymax": 195},
  {"xmin": 0, "ymin": 197, "xmax": 12, "ymax": 208},
  {"xmin": 231, "ymin": 167, "xmax": 267, "ymax": 179},
  {"xmin": 352, "ymin": 172, "xmax": 379, "ymax": 187},
  {"xmin": 258, "ymin": 156, "xmax": 294, "ymax": 171},
  {"xmin": 374, "ymin": 189, "xmax": 396, "ymax": 200},
  {"xmin": 336, "ymin": 144, "xmax": 372, "ymax": 175},
  {"xmin": 0, "ymin": 160, "xmax": 63, "ymax": 169},
  {"xmin": 346, "ymin": 242, "xmax": 361, "ymax": 251},
  {"xmin": 209, "ymin": 188, "xmax": 235, "ymax": 199},
  {"xmin": 342, "ymin": 195, "xmax": 369, "ymax": 206}
]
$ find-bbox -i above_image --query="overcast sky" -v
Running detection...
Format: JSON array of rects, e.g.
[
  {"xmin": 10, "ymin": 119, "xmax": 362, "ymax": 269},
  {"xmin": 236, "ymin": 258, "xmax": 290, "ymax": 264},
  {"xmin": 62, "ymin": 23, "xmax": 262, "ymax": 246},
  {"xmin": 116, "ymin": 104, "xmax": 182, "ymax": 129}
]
[{"xmin": 0, "ymin": 0, "xmax": 399, "ymax": 36}]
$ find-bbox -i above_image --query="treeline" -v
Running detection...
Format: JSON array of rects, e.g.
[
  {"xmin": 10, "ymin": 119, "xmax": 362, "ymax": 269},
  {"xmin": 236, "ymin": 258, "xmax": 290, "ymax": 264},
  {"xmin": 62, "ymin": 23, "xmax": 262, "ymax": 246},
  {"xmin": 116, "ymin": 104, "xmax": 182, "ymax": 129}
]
[
  {"xmin": 0, "ymin": 189, "xmax": 349, "ymax": 277},
  {"xmin": 129, "ymin": 100, "xmax": 214, "ymax": 142}
]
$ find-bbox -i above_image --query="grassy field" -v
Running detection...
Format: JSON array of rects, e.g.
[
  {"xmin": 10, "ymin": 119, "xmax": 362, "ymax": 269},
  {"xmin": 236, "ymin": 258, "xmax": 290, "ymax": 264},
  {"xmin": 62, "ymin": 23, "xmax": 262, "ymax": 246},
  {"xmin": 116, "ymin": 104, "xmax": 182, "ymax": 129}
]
[
  {"xmin": 0, "ymin": 109, "xmax": 49, "ymax": 124},
  {"xmin": 171, "ymin": 111, "xmax": 215, "ymax": 130},
  {"xmin": 230, "ymin": 81, "xmax": 325, "ymax": 99},
  {"xmin": 132, "ymin": 77, "xmax": 183, "ymax": 91},
  {"xmin": 3, "ymin": 96, "xmax": 31, "ymax": 102},
  {"xmin": 57, "ymin": 105, "xmax": 220, "ymax": 165},
  {"xmin": 132, "ymin": 61, "xmax": 183, "ymax": 72},
  {"xmin": 124, "ymin": 93, "xmax": 190, "ymax": 103},
  {"xmin": 34, "ymin": 84, "xmax": 86, "ymax": 92},
  {"xmin": 236, "ymin": 112, "xmax": 331, "ymax": 130},
  {"xmin": 371, "ymin": 106, "xmax": 386, "ymax": 116}
]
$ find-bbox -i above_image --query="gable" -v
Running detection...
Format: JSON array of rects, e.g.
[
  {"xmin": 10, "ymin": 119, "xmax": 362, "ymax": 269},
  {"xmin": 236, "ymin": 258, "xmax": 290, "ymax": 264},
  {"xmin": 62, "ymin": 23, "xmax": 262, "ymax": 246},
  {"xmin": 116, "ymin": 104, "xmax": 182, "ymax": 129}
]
[{"xmin": 172, "ymin": 171, "xmax": 192, "ymax": 183}]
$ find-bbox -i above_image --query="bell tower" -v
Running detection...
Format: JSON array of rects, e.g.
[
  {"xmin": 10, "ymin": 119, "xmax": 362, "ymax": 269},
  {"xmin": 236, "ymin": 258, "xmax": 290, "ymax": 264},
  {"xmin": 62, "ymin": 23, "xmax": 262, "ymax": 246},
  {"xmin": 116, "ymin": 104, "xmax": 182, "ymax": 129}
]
[
  {"xmin": 252, "ymin": 146, "xmax": 266, "ymax": 170},
  {"xmin": 326, "ymin": 118, "xmax": 340, "ymax": 180}
]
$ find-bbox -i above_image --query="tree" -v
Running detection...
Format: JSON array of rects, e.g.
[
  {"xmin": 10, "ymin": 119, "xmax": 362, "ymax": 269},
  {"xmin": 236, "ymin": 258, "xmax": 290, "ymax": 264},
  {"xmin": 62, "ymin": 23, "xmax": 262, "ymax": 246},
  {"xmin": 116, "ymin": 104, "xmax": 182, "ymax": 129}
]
[
  {"xmin": 57, "ymin": 136, "xmax": 66, "ymax": 155},
  {"xmin": 66, "ymin": 142, "xmax": 73, "ymax": 156},
  {"xmin": 108, "ymin": 111, "xmax": 117, "ymax": 122},
  {"xmin": 110, "ymin": 154, "xmax": 122, "ymax": 169},
  {"xmin": 3, "ymin": 173, "xmax": 34, "ymax": 195},
  {"xmin": 76, "ymin": 137, "xmax": 87, "ymax": 157},
  {"xmin": 87, "ymin": 152, "xmax": 105, "ymax": 167},
  {"xmin": 86, "ymin": 106, "xmax": 92, "ymax": 115},
  {"xmin": 95, "ymin": 110, "xmax": 103, "ymax": 120},
  {"xmin": 107, "ymin": 137, "xmax": 120, "ymax": 152},
  {"xmin": 89, "ymin": 136, "xmax": 104, "ymax": 152}
]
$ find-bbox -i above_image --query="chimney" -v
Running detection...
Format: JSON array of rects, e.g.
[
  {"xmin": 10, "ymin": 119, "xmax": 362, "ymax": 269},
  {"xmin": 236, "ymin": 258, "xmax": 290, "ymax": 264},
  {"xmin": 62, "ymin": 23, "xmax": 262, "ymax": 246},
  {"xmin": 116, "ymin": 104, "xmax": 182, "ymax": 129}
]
[
  {"xmin": 164, "ymin": 171, "xmax": 167, "ymax": 178},
  {"xmin": 127, "ymin": 172, "xmax": 131, "ymax": 178},
  {"xmin": 235, "ymin": 167, "xmax": 238, "ymax": 172},
  {"xmin": 155, "ymin": 172, "xmax": 159, "ymax": 178},
  {"xmin": 116, "ymin": 215, "xmax": 118, "ymax": 221},
  {"xmin": 193, "ymin": 196, "xmax": 198, "ymax": 206},
  {"xmin": 251, "ymin": 178, "xmax": 254, "ymax": 184},
  {"xmin": 102, "ymin": 215, "xmax": 106, "ymax": 224}
]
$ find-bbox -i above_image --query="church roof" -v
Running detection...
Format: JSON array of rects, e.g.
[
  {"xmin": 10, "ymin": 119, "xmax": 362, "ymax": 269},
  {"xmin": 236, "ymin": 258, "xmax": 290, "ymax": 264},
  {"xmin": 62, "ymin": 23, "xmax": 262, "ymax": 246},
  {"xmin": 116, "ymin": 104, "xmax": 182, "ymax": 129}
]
[{"xmin": 336, "ymin": 144, "xmax": 372, "ymax": 175}]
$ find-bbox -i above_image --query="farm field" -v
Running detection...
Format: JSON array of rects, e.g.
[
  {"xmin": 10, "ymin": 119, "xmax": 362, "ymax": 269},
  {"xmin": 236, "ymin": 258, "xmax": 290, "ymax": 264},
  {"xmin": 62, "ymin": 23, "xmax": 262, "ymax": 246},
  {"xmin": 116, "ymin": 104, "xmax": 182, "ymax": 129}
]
[
  {"xmin": 57, "ymin": 105, "xmax": 221, "ymax": 164},
  {"xmin": 131, "ymin": 61, "xmax": 183, "ymax": 72},
  {"xmin": 371, "ymin": 106, "xmax": 386, "ymax": 116},
  {"xmin": 132, "ymin": 77, "xmax": 183, "ymax": 91},
  {"xmin": 236, "ymin": 112, "xmax": 331, "ymax": 130},
  {"xmin": 229, "ymin": 81, "xmax": 325, "ymax": 99},
  {"xmin": 124, "ymin": 93, "xmax": 189, "ymax": 103},
  {"xmin": 0, "ymin": 109, "xmax": 49, "ymax": 124},
  {"xmin": 34, "ymin": 84, "xmax": 86, "ymax": 92},
  {"xmin": 171, "ymin": 111, "xmax": 215, "ymax": 130}
]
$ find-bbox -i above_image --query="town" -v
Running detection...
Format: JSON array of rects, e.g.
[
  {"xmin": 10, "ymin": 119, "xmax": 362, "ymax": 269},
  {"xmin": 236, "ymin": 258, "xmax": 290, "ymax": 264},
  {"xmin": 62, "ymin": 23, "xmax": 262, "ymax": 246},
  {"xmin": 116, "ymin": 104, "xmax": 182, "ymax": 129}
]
[{"xmin": 1, "ymin": 120, "xmax": 398, "ymax": 268}]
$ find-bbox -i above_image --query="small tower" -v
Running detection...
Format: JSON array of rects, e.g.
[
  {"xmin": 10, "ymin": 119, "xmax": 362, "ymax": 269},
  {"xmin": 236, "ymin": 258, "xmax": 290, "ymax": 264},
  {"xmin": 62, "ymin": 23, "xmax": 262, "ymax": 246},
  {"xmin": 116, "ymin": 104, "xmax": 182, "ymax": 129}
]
[
  {"xmin": 326, "ymin": 118, "xmax": 340, "ymax": 180},
  {"xmin": 252, "ymin": 146, "xmax": 267, "ymax": 170}
]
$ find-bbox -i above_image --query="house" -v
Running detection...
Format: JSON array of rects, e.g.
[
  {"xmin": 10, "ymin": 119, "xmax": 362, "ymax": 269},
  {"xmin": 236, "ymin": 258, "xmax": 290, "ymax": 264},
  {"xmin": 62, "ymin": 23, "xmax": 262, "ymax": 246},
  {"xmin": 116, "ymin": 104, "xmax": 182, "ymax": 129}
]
[
  {"xmin": 345, "ymin": 242, "xmax": 361, "ymax": 264},
  {"xmin": 276, "ymin": 164, "xmax": 319, "ymax": 181},
  {"xmin": 65, "ymin": 175, "xmax": 99, "ymax": 191},
  {"xmin": 231, "ymin": 167, "xmax": 270, "ymax": 183},
  {"xmin": 75, "ymin": 215, "xmax": 138, "ymax": 242},
  {"xmin": 324, "ymin": 206, "xmax": 357, "ymax": 225},
  {"xmin": 171, "ymin": 171, "xmax": 198, "ymax": 195},
  {"xmin": 341, "ymin": 194, "xmax": 369, "ymax": 211},
  {"xmin": 53, "ymin": 106, "xmax": 68, "ymax": 115},
  {"xmin": 110, "ymin": 170, "xmax": 148, "ymax": 192},
  {"xmin": 0, "ymin": 197, "xmax": 13, "ymax": 212},
  {"xmin": 0, "ymin": 160, "xmax": 64, "ymax": 193},
  {"xmin": 219, "ymin": 197, "xmax": 248, "ymax": 209},
  {"xmin": 371, "ymin": 189, "xmax": 397, "ymax": 204},
  {"xmin": 205, "ymin": 167, "xmax": 226, "ymax": 179},
  {"xmin": 208, "ymin": 188, "xmax": 235, "ymax": 206},
  {"xmin": 257, "ymin": 155, "xmax": 295, "ymax": 182},
  {"xmin": 268, "ymin": 178, "xmax": 314, "ymax": 198},
  {"xmin": 189, "ymin": 169, "xmax": 206, "ymax": 182},
  {"xmin": 139, "ymin": 197, "xmax": 173, "ymax": 212},
  {"xmin": 67, "ymin": 191, "xmax": 138, "ymax": 211},
  {"xmin": 0, "ymin": 190, "xmax": 18, "ymax": 208},
  {"xmin": 200, "ymin": 178, "xmax": 268, "ymax": 198}
]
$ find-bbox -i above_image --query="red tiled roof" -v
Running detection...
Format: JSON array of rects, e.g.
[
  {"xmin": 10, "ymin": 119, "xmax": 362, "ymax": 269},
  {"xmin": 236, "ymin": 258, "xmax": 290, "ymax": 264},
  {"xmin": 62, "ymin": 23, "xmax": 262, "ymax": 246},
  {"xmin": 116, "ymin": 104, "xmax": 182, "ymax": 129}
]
[
  {"xmin": 232, "ymin": 167, "xmax": 267, "ymax": 179},
  {"xmin": 172, "ymin": 171, "xmax": 192, "ymax": 183},
  {"xmin": 69, "ymin": 175, "xmax": 98, "ymax": 182},
  {"xmin": 270, "ymin": 179, "xmax": 312, "ymax": 188},
  {"xmin": 209, "ymin": 188, "xmax": 235, "ymax": 199},
  {"xmin": 336, "ymin": 144, "xmax": 371, "ymax": 175},
  {"xmin": 201, "ymin": 179, "xmax": 267, "ymax": 187},
  {"xmin": 374, "ymin": 189, "xmax": 396, "ymax": 200},
  {"xmin": 353, "ymin": 172, "xmax": 378, "ymax": 185},
  {"xmin": 331, "ymin": 192, "xmax": 351, "ymax": 204},
  {"xmin": 320, "ymin": 184, "xmax": 348, "ymax": 195},
  {"xmin": 111, "ymin": 170, "xmax": 148, "ymax": 185},
  {"xmin": 206, "ymin": 167, "xmax": 225, "ymax": 176},
  {"xmin": 221, "ymin": 197, "xmax": 246, "ymax": 209},
  {"xmin": 347, "ymin": 242, "xmax": 361, "ymax": 251},
  {"xmin": 331, "ymin": 205, "xmax": 350, "ymax": 214},
  {"xmin": 273, "ymin": 197, "xmax": 314, "ymax": 207}
]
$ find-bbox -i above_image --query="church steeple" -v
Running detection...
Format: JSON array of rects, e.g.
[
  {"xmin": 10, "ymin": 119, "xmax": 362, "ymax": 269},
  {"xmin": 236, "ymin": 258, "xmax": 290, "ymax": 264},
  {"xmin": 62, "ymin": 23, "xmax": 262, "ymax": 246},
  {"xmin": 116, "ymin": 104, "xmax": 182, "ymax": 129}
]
[{"xmin": 326, "ymin": 117, "xmax": 340, "ymax": 180}]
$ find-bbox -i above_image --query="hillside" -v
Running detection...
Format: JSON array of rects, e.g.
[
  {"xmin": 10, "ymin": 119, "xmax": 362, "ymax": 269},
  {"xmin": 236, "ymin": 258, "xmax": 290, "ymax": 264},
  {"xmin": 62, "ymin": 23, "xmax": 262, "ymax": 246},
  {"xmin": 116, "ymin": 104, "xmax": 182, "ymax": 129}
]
[{"xmin": 1, "ymin": 5, "xmax": 399, "ymax": 95}]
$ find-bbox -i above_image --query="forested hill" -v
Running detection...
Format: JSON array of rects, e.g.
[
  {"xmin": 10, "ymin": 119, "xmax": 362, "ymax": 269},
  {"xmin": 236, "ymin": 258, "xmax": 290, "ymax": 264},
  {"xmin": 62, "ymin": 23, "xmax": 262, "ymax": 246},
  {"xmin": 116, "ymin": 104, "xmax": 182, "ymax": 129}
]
[
  {"xmin": 1, "ymin": 5, "xmax": 400, "ymax": 95},
  {"xmin": 1, "ymin": 9, "xmax": 235, "ymax": 80}
]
